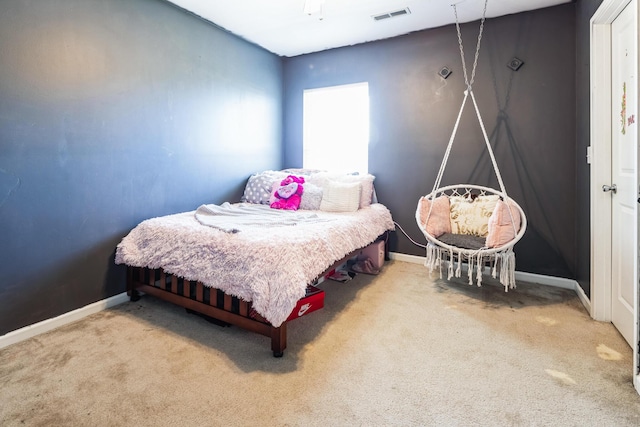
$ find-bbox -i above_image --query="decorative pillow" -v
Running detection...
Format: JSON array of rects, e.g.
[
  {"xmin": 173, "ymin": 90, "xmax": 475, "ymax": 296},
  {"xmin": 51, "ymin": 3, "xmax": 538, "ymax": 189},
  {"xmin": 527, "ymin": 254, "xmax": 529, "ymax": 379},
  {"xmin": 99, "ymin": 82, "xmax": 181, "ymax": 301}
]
[
  {"xmin": 308, "ymin": 172, "xmax": 375, "ymax": 209},
  {"xmin": 486, "ymin": 200, "xmax": 521, "ymax": 248},
  {"xmin": 355, "ymin": 174, "xmax": 376, "ymax": 208},
  {"xmin": 269, "ymin": 175, "xmax": 305, "ymax": 211},
  {"xmin": 241, "ymin": 171, "xmax": 287, "ymax": 204},
  {"xmin": 319, "ymin": 180, "xmax": 361, "ymax": 212},
  {"xmin": 418, "ymin": 196, "xmax": 451, "ymax": 238},
  {"xmin": 299, "ymin": 183, "xmax": 323, "ymax": 210},
  {"xmin": 268, "ymin": 181, "xmax": 280, "ymax": 206},
  {"xmin": 449, "ymin": 195, "xmax": 499, "ymax": 237}
]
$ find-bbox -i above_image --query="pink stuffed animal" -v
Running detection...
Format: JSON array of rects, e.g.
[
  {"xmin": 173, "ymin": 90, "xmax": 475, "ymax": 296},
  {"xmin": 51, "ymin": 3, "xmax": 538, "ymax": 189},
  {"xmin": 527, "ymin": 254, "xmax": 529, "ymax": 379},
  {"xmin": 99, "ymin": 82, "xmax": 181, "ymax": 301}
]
[{"xmin": 270, "ymin": 175, "xmax": 305, "ymax": 210}]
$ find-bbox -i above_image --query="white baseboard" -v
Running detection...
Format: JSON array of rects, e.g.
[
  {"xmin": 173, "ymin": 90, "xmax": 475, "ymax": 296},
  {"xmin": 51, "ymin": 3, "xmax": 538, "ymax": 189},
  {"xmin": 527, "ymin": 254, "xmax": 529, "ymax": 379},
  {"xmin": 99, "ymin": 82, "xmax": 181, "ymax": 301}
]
[
  {"xmin": 574, "ymin": 283, "xmax": 592, "ymax": 313},
  {"xmin": 514, "ymin": 270, "xmax": 577, "ymax": 290},
  {"xmin": 389, "ymin": 251, "xmax": 590, "ymax": 311},
  {"xmin": 389, "ymin": 252, "xmax": 426, "ymax": 265},
  {"xmin": 0, "ymin": 292, "xmax": 129, "ymax": 350}
]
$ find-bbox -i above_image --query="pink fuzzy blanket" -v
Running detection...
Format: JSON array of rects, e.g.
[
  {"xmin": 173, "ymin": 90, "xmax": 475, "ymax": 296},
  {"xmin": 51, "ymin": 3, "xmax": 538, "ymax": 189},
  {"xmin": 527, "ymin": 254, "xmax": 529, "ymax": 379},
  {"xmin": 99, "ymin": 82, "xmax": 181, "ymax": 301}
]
[{"xmin": 115, "ymin": 203, "xmax": 394, "ymax": 327}]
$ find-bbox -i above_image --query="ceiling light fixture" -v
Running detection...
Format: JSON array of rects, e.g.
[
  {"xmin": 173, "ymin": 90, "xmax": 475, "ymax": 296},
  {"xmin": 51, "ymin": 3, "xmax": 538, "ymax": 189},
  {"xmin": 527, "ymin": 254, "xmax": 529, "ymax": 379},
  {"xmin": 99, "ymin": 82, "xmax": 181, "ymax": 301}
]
[{"xmin": 303, "ymin": 0, "xmax": 325, "ymax": 16}]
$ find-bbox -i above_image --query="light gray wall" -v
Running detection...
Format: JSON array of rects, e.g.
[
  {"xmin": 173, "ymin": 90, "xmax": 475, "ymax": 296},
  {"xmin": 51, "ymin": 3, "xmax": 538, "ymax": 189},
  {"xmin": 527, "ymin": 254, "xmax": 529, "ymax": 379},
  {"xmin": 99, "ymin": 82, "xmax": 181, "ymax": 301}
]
[{"xmin": 0, "ymin": 0, "xmax": 283, "ymax": 335}]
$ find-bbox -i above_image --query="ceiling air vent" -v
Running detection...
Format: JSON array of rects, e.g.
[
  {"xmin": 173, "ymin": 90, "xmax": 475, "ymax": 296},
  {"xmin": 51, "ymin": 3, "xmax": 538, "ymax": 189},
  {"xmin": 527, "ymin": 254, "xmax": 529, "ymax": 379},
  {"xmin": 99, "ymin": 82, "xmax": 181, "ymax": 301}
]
[{"xmin": 372, "ymin": 7, "xmax": 411, "ymax": 21}]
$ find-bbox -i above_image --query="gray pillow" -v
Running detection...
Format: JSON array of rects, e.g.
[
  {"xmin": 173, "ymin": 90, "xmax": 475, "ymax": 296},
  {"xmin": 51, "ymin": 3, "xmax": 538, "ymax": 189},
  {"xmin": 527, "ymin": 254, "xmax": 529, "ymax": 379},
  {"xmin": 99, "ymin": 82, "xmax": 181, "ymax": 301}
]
[
  {"xmin": 241, "ymin": 171, "xmax": 286, "ymax": 204},
  {"xmin": 299, "ymin": 183, "xmax": 323, "ymax": 210}
]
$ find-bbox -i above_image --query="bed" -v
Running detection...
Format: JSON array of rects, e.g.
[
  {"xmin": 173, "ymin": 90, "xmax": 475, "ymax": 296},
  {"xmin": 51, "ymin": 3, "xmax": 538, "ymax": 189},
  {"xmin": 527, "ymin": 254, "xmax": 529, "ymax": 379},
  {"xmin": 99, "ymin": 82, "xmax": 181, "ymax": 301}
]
[{"xmin": 115, "ymin": 170, "xmax": 395, "ymax": 356}]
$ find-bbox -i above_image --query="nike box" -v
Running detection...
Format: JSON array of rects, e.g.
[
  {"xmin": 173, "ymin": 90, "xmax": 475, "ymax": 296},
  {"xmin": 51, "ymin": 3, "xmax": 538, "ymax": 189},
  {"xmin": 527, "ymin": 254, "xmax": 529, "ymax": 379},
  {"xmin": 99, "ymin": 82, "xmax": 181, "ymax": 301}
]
[
  {"xmin": 360, "ymin": 240, "xmax": 385, "ymax": 271},
  {"xmin": 287, "ymin": 285, "xmax": 325, "ymax": 321}
]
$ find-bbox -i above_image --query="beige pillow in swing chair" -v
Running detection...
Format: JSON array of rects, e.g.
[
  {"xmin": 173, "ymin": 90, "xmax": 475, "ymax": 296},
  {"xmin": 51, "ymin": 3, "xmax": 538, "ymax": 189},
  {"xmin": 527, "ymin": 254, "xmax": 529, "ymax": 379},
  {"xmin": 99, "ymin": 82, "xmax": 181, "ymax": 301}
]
[
  {"xmin": 419, "ymin": 196, "xmax": 451, "ymax": 238},
  {"xmin": 486, "ymin": 200, "xmax": 522, "ymax": 248},
  {"xmin": 449, "ymin": 195, "xmax": 499, "ymax": 237}
]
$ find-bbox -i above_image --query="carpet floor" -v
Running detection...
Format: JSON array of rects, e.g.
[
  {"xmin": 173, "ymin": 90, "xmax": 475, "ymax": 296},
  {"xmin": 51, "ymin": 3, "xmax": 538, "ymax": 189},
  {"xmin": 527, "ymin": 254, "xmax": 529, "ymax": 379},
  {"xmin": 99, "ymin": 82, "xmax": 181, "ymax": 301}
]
[{"xmin": 1, "ymin": 260, "xmax": 639, "ymax": 426}]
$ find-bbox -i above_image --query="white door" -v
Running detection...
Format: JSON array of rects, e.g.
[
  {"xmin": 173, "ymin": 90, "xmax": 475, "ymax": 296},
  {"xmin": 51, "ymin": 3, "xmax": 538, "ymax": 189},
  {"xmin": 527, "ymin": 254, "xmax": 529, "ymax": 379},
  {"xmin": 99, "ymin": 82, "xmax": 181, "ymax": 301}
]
[
  {"xmin": 591, "ymin": 0, "xmax": 640, "ymax": 395},
  {"xmin": 610, "ymin": 0, "xmax": 638, "ymax": 348}
]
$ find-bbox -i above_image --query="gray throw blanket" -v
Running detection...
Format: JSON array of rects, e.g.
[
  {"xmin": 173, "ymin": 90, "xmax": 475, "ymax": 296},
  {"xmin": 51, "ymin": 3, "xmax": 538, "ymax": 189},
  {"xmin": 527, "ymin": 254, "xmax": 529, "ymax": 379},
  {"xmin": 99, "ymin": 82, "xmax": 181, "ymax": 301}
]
[{"xmin": 195, "ymin": 202, "xmax": 329, "ymax": 233}]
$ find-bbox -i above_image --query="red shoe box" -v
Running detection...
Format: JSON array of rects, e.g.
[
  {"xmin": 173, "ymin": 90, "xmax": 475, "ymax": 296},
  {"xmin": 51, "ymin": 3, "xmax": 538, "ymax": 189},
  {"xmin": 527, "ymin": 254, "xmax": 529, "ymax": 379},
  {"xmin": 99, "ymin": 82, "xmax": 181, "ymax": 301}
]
[{"xmin": 287, "ymin": 285, "xmax": 325, "ymax": 321}]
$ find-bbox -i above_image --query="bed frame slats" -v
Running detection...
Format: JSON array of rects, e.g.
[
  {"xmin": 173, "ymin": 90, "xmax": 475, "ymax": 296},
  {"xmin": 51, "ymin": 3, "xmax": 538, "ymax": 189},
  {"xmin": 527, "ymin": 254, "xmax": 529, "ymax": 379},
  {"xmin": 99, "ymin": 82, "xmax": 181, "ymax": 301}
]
[
  {"xmin": 171, "ymin": 275, "xmax": 178, "ymax": 294},
  {"xmin": 196, "ymin": 282, "xmax": 204, "ymax": 302},
  {"xmin": 239, "ymin": 300, "xmax": 249, "ymax": 317},
  {"xmin": 126, "ymin": 266, "xmax": 287, "ymax": 356}
]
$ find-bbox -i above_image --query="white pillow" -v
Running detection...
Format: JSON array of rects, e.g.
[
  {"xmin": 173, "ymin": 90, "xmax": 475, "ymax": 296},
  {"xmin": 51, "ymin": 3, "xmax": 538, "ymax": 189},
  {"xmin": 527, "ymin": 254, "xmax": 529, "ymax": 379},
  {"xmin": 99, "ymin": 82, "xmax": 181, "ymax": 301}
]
[
  {"xmin": 308, "ymin": 172, "xmax": 376, "ymax": 208},
  {"xmin": 319, "ymin": 180, "xmax": 361, "ymax": 212},
  {"xmin": 354, "ymin": 174, "xmax": 375, "ymax": 208}
]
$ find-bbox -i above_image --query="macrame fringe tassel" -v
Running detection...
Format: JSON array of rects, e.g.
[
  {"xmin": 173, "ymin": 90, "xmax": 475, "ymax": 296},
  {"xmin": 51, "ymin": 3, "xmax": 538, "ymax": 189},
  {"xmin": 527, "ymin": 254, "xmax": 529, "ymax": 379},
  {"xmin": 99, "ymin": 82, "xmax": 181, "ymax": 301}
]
[
  {"xmin": 497, "ymin": 249, "xmax": 516, "ymax": 291},
  {"xmin": 423, "ymin": 244, "xmax": 517, "ymax": 292},
  {"xmin": 425, "ymin": 243, "xmax": 443, "ymax": 279}
]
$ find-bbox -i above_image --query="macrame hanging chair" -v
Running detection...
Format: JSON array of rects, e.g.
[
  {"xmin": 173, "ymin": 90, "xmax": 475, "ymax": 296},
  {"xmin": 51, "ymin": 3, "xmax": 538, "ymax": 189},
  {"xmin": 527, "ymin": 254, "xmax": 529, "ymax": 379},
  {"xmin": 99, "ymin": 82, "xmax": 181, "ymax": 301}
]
[{"xmin": 415, "ymin": 0, "xmax": 527, "ymax": 291}]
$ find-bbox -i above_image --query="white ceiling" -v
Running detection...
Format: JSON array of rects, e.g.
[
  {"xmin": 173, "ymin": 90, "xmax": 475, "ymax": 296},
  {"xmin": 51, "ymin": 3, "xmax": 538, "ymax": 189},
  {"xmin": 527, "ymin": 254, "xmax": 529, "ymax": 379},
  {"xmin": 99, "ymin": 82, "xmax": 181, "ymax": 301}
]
[{"xmin": 166, "ymin": 0, "xmax": 572, "ymax": 57}]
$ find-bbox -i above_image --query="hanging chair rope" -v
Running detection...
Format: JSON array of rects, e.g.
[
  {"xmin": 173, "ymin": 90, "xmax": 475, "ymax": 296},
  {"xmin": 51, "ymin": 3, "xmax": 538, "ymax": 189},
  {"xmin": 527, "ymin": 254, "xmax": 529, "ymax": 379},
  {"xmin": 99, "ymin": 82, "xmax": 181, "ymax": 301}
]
[
  {"xmin": 427, "ymin": 0, "xmax": 517, "ymax": 233},
  {"xmin": 426, "ymin": 0, "xmax": 488, "ymax": 198},
  {"xmin": 453, "ymin": 0, "xmax": 487, "ymax": 90},
  {"xmin": 418, "ymin": 0, "xmax": 526, "ymax": 290}
]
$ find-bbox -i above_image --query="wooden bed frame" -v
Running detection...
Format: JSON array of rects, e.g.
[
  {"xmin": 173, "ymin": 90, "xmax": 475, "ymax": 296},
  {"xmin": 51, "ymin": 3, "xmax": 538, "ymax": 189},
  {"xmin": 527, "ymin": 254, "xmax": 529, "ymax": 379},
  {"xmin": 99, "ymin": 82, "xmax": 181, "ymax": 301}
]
[{"xmin": 126, "ymin": 233, "xmax": 389, "ymax": 357}]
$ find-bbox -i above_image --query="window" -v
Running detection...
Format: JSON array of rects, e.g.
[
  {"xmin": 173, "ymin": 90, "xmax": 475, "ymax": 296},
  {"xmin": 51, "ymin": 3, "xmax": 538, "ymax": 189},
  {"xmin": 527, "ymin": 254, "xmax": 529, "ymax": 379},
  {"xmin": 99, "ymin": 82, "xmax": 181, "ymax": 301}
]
[{"xmin": 303, "ymin": 82, "xmax": 369, "ymax": 174}]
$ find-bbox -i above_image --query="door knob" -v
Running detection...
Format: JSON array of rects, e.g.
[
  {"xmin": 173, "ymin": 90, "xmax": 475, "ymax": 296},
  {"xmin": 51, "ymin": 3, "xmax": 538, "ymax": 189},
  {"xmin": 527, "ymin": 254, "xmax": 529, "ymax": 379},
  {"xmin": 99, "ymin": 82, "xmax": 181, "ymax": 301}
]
[{"xmin": 602, "ymin": 184, "xmax": 617, "ymax": 194}]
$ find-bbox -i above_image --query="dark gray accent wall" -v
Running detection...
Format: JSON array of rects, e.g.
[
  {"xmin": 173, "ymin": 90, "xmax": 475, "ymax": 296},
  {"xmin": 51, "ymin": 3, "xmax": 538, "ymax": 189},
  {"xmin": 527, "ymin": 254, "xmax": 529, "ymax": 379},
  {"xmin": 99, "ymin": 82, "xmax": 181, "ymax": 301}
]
[
  {"xmin": 0, "ymin": 0, "xmax": 282, "ymax": 335},
  {"xmin": 284, "ymin": 4, "xmax": 577, "ymax": 280}
]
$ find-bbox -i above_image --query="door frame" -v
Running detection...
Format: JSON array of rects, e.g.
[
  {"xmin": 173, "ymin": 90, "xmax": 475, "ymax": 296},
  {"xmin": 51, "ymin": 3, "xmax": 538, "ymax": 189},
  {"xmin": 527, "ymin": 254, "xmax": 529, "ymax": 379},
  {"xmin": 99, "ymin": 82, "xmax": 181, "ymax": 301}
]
[{"xmin": 590, "ymin": 0, "xmax": 639, "ymax": 392}]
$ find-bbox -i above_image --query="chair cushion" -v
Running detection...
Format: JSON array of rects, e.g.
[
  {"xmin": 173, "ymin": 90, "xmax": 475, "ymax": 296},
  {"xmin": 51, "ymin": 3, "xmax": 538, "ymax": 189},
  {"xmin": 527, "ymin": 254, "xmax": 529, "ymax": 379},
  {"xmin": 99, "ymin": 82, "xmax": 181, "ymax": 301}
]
[
  {"xmin": 486, "ymin": 200, "xmax": 521, "ymax": 248},
  {"xmin": 438, "ymin": 233, "xmax": 487, "ymax": 250},
  {"xmin": 418, "ymin": 196, "xmax": 451, "ymax": 238}
]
